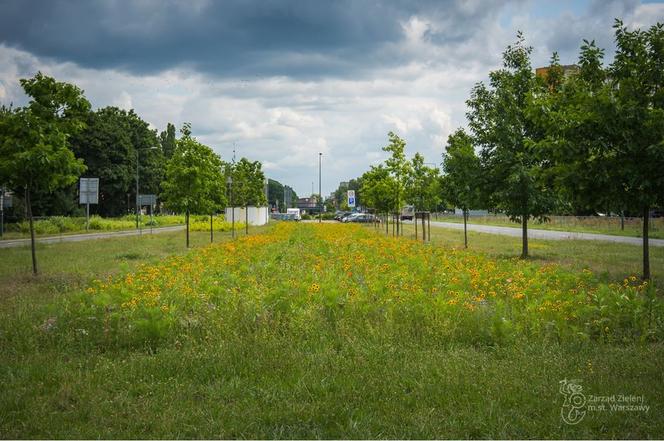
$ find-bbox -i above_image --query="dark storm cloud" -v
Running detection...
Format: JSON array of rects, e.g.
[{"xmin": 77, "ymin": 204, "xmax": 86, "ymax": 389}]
[{"xmin": 0, "ymin": 0, "xmax": 509, "ymax": 78}]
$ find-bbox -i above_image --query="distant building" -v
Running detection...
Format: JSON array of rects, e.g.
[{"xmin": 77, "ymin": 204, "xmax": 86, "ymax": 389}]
[
  {"xmin": 535, "ymin": 64, "xmax": 580, "ymax": 80},
  {"xmin": 297, "ymin": 196, "xmax": 322, "ymax": 214}
]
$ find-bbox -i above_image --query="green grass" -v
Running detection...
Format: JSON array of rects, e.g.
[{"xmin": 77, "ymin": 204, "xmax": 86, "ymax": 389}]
[
  {"xmin": 395, "ymin": 222, "xmax": 664, "ymax": 286},
  {"xmin": 1, "ymin": 223, "xmax": 663, "ymax": 438},
  {"xmin": 0, "ymin": 226, "xmax": 258, "ymax": 311},
  {"xmin": 431, "ymin": 214, "xmax": 664, "ymax": 239}
]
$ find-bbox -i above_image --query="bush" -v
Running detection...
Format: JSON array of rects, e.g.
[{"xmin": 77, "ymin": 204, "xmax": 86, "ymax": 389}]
[{"xmin": 189, "ymin": 216, "xmax": 242, "ymax": 232}]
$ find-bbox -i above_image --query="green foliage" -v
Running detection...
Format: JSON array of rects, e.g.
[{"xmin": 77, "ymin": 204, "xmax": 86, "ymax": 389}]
[
  {"xmin": 161, "ymin": 125, "xmax": 226, "ymax": 215},
  {"xmin": 0, "ymin": 72, "xmax": 90, "ymax": 273},
  {"xmin": 441, "ymin": 128, "xmax": 482, "ymax": 212},
  {"xmin": 382, "ymin": 131, "xmax": 411, "ymax": 212},
  {"xmin": 227, "ymin": 158, "xmax": 267, "ymax": 208},
  {"xmin": 467, "ymin": 32, "xmax": 555, "ymax": 223},
  {"xmin": 360, "ymin": 165, "xmax": 394, "ymax": 214},
  {"xmin": 159, "ymin": 122, "xmax": 177, "ymax": 159},
  {"xmin": 70, "ymin": 106, "xmax": 164, "ymax": 217},
  {"xmin": 406, "ymin": 152, "xmax": 440, "ymax": 211},
  {"xmin": 530, "ymin": 21, "xmax": 664, "ymax": 277},
  {"xmin": 189, "ymin": 216, "xmax": 242, "ymax": 232},
  {"xmin": 0, "ymin": 73, "xmax": 89, "ymax": 194}
]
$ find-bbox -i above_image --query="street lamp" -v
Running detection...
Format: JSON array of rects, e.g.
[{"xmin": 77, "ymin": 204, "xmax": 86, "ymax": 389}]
[
  {"xmin": 226, "ymin": 174, "xmax": 234, "ymax": 239},
  {"xmin": 136, "ymin": 146, "xmax": 159, "ymax": 230},
  {"xmin": 319, "ymin": 152, "xmax": 322, "ymax": 223}
]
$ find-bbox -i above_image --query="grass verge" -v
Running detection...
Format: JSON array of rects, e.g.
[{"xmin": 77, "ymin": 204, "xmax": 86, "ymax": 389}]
[{"xmin": 0, "ymin": 223, "xmax": 662, "ymax": 438}]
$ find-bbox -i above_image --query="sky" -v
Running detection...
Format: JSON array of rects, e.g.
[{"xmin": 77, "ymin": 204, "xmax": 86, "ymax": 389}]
[{"xmin": 1, "ymin": 0, "xmax": 664, "ymax": 197}]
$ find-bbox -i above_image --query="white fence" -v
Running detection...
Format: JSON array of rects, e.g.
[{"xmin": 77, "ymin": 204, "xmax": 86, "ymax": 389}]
[{"xmin": 225, "ymin": 206, "xmax": 269, "ymax": 226}]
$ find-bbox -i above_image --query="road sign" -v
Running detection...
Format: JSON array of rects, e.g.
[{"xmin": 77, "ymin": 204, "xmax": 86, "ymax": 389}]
[
  {"xmin": 137, "ymin": 194, "xmax": 157, "ymax": 206},
  {"xmin": 79, "ymin": 178, "xmax": 99, "ymax": 204},
  {"xmin": 347, "ymin": 190, "xmax": 355, "ymax": 208}
]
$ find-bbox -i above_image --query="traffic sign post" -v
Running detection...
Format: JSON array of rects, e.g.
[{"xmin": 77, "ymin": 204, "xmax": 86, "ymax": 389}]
[
  {"xmin": 347, "ymin": 190, "xmax": 355, "ymax": 208},
  {"xmin": 137, "ymin": 194, "xmax": 157, "ymax": 234},
  {"xmin": 79, "ymin": 178, "xmax": 99, "ymax": 231}
]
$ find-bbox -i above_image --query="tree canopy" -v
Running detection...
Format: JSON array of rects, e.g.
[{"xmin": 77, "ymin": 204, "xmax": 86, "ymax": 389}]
[
  {"xmin": 0, "ymin": 72, "xmax": 90, "ymax": 273},
  {"xmin": 466, "ymin": 32, "xmax": 556, "ymax": 257}
]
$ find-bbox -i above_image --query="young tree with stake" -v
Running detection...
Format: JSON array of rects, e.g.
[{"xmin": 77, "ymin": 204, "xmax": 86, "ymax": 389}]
[
  {"xmin": 441, "ymin": 128, "xmax": 483, "ymax": 249},
  {"xmin": 0, "ymin": 73, "xmax": 90, "ymax": 275},
  {"xmin": 467, "ymin": 32, "xmax": 556, "ymax": 258},
  {"xmin": 161, "ymin": 124, "xmax": 225, "ymax": 247}
]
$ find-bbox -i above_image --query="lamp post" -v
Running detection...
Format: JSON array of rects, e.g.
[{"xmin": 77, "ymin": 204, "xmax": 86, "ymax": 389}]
[
  {"xmin": 226, "ymin": 175, "xmax": 234, "ymax": 239},
  {"xmin": 319, "ymin": 152, "xmax": 322, "ymax": 223},
  {"xmin": 136, "ymin": 146, "xmax": 158, "ymax": 230}
]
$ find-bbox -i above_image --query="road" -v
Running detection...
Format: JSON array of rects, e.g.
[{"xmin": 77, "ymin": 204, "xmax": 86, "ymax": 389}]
[
  {"xmin": 2, "ymin": 220, "xmax": 663, "ymax": 249},
  {"xmin": 0, "ymin": 225, "xmax": 185, "ymax": 249},
  {"xmin": 418, "ymin": 220, "xmax": 664, "ymax": 247}
]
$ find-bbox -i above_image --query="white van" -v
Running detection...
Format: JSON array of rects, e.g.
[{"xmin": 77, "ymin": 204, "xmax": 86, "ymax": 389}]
[{"xmin": 286, "ymin": 208, "xmax": 302, "ymax": 221}]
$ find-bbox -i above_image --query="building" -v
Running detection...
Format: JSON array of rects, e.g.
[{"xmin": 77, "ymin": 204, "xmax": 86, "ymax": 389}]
[
  {"xmin": 535, "ymin": 64, "xmax": 580, "ymax": 80},
  {"xmin": 297, "ymin": 196, "xmax": 322, "ymax": 214}
]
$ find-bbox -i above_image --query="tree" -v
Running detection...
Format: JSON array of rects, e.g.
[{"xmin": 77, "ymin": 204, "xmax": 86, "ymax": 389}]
[
  {"xmin": 605, "ymin": 20, "xmax": 664, "ymax": 280},
  {"xmin": 0, "ymin": 72, "xmax": 90, "ymax": 274},
  {"xmin": 361, "ymin": 165, "xmax": 394, "ymax": 212},
  {"xmin": 441, "ymin": 128, "xmax": 482, "ymax": 248},
  {"xmin": 532, "ymin": 21, "xmax": 664, "ymax": 279},
  {"xmin": 466, "ymin": 32, "xmax": 556, "ymax": 258},
  {"xmin": 70, "ymin": 107, "xmax": 164, "ymax": 217},
  {"xmin": 159, "ymin": 123, "xmax": 177, "ymax": 159},
  {"xmin": 382, "ymin": 132, "xmax": 412, "ymax": 235},
  {"xmin": 406, "ymin": 152, "xmax": 441, "ymax": 212},
  {"xmin": 229, "ymin": 158, "xmax": 267, "ymax": 235},
  {"xmin": 161, "ymin": 124, "xmax": 225, "ymax": 247},
  {"xmin": 267, "ymin": 178, "xmax": 285, "ymax": 211},
  {"xmin": 360, "ymin": 164, "xmax": 394, "ymax": 234}
]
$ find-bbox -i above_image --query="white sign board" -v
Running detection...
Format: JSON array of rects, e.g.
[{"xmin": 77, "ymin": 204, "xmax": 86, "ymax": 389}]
[
  {"xmin": 137, "ymin": 194, "xmax": 157, "ymax": 206},
  {"xmin": 347, "ymin": 190, "xmax": 355, "ymax": 208},
  {"xmin": 79, "ymin": 178, "xmax": 99, "ymax": 204}
]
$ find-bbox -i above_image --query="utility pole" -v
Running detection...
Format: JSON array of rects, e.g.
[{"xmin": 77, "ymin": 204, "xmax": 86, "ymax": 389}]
[
  {"xmin": 319, "ymin": 152, "xmax": 322, "ymax": 223},
  {"xmin": 135, "ymin": 149, "xmax": 140, "ymax": 229},
  {"xmin": 0, "ymin": 187, "xmax": 4, "ymax": 239}
]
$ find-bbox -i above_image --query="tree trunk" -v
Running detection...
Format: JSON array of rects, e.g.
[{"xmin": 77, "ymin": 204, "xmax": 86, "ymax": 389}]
[
  {"xmin": 421, "ymin": 212, "xmax": 426, "ymax": 243},
  {"xmin": 186, "ymin": 209, "xmax": 190, "ymax": 248},
  {"xmin": 521, "ymin": 215, "xmax": 528, "ymax": 259},
  {"xmin": 245, "ymin": 206, "xmax": 249, "ymax": 235},
  {"xmin": 26, "ymin": 187, "xmax": 38, "ymax": 275},
  {"xmin": 463, "ymin": 208, "xmax": 468, "ymax": 249},
  {"xmin": 210, "ymin": 213, "xmax": 214, "ymax": 243},
  {"xmin": 643, "ymin": 206, "xmax": 650, "ymax": 280}
]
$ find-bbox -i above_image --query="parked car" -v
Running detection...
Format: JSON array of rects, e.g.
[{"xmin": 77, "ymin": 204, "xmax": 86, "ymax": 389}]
[
  {"xmin": 271, "ymin": 212, "xmax": 298, "ymax": 221},
  {"xmin": 345, "ymin": 213, "xmax": 380, "ymax": 224},
  {"xmin": 336, "ymin": 211, "xmax": 353, "ymax": 221}
]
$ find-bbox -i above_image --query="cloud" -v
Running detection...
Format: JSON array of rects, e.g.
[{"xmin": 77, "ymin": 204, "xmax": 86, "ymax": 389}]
[
  {"xmin": 0, "ymin": 0, "xmax": 509, "ymax": 79},
  {"xmin": 1, "ymin": 1, "xmax": 664, "ymax": 196}
]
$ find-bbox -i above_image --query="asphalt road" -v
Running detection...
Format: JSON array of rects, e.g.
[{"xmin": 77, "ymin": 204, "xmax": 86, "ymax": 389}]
[
  {"xmin": 0, "ymin": 225, "xmax": 185, "ymax": 249},
  {"xmin": 2, "ymin": 220, "xmax": 662, "ymax": 249},
  {"xmin": 420, "ymin": 220, "xmax": 664, "ymax": 247}
]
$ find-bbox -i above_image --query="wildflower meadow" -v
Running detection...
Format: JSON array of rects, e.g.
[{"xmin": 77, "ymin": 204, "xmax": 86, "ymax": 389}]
[{"xmin": 1, "ymin": 223, "xmax": 663, "ymax": 438}]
